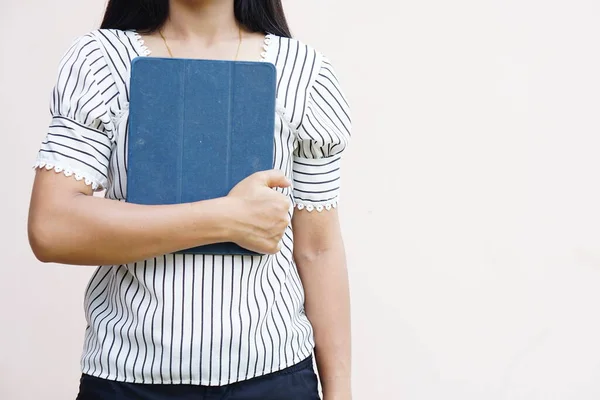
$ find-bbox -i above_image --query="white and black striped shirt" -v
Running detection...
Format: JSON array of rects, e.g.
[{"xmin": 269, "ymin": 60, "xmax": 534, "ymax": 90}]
[{"xmin": 34, "ymin": 29, "xmax": 351, "ymax": 386}]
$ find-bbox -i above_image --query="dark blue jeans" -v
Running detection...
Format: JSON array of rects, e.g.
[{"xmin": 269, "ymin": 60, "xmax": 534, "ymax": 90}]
[{"xmin": 76, "ymin": 356, "xmax": 320, "ymax": 400}]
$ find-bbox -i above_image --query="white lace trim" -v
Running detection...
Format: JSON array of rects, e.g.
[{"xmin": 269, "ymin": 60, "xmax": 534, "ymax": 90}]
[
  {"xmin": 132, "ymin": 31, "xmax": 151, "ymax": 56},
  {"xmin": 132, "ymin": 30, "xmax": 270, "ymax": 60},
  {"xmin": 33, "ymin": 161, "xmax": 101, "ymax": 191},
  {"xmin": 294, "ymin": 201, "xmax": 338, "ymax": 212},
  {"xmin": 260, "ymin": 34, "xmax": 272, "ymax": 62}
]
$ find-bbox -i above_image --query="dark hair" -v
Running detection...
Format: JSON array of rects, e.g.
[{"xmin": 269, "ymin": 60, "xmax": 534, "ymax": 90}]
[{"xmin": 100, "ymin": 0, "xmax": 292, "ymax": 38}]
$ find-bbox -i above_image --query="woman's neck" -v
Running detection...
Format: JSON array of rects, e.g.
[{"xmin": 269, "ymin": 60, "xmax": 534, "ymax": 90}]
[{"xmin": 165, "ymin": 0, "xmax": 238, "ymax": 40}]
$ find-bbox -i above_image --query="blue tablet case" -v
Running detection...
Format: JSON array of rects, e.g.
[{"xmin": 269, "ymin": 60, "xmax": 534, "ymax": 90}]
[{"xmin": 127, "ymin": 57, "xmax": 276, "ymax": 255}]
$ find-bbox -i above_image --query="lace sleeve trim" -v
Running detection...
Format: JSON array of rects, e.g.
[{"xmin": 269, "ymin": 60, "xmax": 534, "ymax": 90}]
[
  {"xmin": 33, "ymin": 161, "xmax": 102, "ymax": 191},
  {"xmin": 294, "ymin": 200, "xmax": 338, "ymax": 212}
]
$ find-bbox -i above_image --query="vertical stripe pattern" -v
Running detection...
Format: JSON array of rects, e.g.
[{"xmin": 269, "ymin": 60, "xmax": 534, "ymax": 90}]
[{"xmin": 34, "ymin": 29, "xmax": 351, "ymax": 386}]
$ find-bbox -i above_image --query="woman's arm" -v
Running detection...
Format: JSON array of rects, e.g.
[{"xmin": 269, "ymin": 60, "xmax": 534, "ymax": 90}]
[
  {"xmin": 28, "ymin": 168, "xmax": 291, "ymax": 266},
  {"xmin": 28, "ymin": 34, "xmax": 289, "ymax": 266},
  {"xmin": 293, "ymin": 209, "xmax": 352, "ymax": 400},
  {"xmin": 290, "ymin": 51, "xmax": 353, "ymax": 399}
]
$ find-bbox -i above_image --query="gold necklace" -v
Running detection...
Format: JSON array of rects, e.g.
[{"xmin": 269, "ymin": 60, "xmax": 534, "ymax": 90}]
[{"xmin": 159, "ymin": 27, "xmax": 243, "ymax": 60}]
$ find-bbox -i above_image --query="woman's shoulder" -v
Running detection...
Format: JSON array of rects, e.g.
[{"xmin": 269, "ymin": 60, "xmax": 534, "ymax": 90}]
[
  {"xmin": 68, "ymin": 29, "xmax": 147, "ymax": 58},
  {"xmin": 62, "ymin": 28, "xmax": 149, "ymax": 80},
  {"xmin": 265, "ymin": 34, "xmax": 346, "ymax": 89},
  {"xmin": 54, "ymin": 29, "xmax": 143, "ymax": 119},
  {"xmin": 266, "ymin": 34, "xmax": 325, "ymax": 62},
  {"xmin": 265, "ymin": 34, "xmax": 333, "ymax": 91}
]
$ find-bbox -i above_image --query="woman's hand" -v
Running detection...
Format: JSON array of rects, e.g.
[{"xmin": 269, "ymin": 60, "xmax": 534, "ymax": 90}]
[{"xmin": 226, "ymin": 170, "xmax": 292, "ymax": 254}]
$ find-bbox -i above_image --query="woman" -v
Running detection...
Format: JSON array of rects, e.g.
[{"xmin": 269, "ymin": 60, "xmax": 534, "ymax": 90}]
[{"xmin": 28, "ymin": 0, "xmax": 352, "ymax": 399}]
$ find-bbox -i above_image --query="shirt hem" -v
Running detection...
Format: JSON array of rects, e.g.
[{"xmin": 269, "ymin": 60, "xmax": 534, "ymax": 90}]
[{"xmin": 79, "ymin": 348, "xmax": 314, "ymax": 386}]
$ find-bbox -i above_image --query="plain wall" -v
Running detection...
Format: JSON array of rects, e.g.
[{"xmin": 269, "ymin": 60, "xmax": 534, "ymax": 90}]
[{"xmin": 2, "ymin": 0, "xmax": 600, "ymax": 399}]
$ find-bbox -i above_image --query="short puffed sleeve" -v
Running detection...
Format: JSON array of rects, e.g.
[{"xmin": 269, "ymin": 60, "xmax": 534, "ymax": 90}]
[
  {"xmin": 35, "ymin": 34, "xmax": 115, "ymax": 191},
  {"xmin": 292, "ymin": 56, "xmax": 352, "ymax": 211}
]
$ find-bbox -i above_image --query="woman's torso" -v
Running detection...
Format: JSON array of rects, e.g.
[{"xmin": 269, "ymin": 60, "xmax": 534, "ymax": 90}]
[{"xmin": 77, "ymin": 29, "xmax": 325, "ymax": 386}]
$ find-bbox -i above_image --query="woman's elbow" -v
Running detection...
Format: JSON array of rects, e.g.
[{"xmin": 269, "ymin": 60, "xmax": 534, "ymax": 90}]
[
  {"xmin": 28, "ymin": 214, "xmax": 61, "ymax": 263},
  {"xmin": 28, "ymin": 172, "xmax": 93, "ymax": 263}
]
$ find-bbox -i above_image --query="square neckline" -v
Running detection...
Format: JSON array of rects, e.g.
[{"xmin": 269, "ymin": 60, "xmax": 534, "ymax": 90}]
[{"xmin": 129, "ymin": 30, "xmax": 273, "ymax": 63}]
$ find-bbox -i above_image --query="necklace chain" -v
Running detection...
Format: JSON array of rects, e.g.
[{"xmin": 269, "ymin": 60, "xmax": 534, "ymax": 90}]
[{"xmin": 159, "ymin": 27, "xmax": 243, "ymax": 60}]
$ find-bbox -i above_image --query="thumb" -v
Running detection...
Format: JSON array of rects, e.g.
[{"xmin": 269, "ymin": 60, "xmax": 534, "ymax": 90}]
[{"xmin": 261, "ymin": 170, "xmax": 291, "ymax": 189}]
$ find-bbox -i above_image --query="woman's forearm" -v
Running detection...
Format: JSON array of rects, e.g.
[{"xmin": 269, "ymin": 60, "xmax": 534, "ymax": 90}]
[
  {"xmin": 296, "ymin": 246, "xmax": 352, "ymax": 398},
  {"xmin": 29, "ymin": 191, "xmax": 235, "ymax": 266},
  {"xmin": 28, "ymin": 169, "xmax": 291, "ymax": 266}
]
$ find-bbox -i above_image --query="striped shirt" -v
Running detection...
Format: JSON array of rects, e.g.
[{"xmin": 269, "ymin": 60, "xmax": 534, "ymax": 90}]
[{"xmin": 34, "ymin": 29, "xmax": 351, "ymax": 386}]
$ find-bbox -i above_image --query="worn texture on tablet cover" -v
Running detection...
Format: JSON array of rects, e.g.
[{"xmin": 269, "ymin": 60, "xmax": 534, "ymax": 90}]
[{"xmin": 127, "ymin": 57, "xmax": 276, "ymax": 255}]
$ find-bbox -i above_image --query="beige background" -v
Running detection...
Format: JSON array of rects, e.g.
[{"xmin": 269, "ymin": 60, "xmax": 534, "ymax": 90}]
[{"xmin": 2, "ymin": 0, "xmax": 600, "ymax": 399}]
